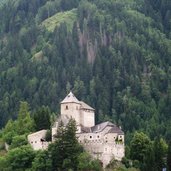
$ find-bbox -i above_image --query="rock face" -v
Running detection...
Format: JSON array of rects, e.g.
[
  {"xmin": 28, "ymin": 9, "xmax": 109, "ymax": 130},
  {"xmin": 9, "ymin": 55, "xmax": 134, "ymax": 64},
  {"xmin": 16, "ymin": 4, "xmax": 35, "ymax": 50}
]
[{"xmin": 28, "ymin": 92, "xmax": 125, "ymax": 167}]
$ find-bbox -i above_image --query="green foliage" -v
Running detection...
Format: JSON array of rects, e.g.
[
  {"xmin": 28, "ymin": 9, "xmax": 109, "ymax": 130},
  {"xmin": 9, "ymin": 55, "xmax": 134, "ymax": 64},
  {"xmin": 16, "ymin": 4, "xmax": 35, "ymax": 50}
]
[
  {"xmin": 41, "ymin": 8, "xmax": 77, "ymax": 32},
  {"xmin": 0, "ymin": 0, "xmax": 171, "ymax": 144},
  {"xmin": 6, "ymin": 145, "xmax": 35, "ymax": 170},
  {"xmin": 33, "ymin": 106, "xmax": 51, "ymax": 131},
  {"xmin": 78, "ymin": 152, "xmax": 102, "ymax": 171},
  {"xmin": 0, "ymin": 156, "xmax": 8, "ymax": 170},
  {"xmin": 130, "ymin": 132, "xmax": 155, "ymax": 170},
  {"xmin": 49, "ymin": 119, "xmax": 83, "ymax": 171},
  {"xmin": 153, "ymin": 137, "xmax": 168, "ymax": 171},
  {"xmin": 0, "ymin": 0, "xmax": 171, "ymax": 169},
  {"xmin": 129, "ymin": 132, "xmax": 168, "ymax": 171},
  {"xmin": 2, "ymin": 102, "xmax": 34, "ymax": 145},
  {"xmin": 17, "ymin": 101, "xmax": 35, "ymax": 135},
  {"xmin": 10, "ymin": 135, "xmax": 28, "ymax": 149},
  {"xmin": 0, "ymin": 139, "xmax": 5, "ymax": 151},
  {"xmin": 45, "ymin": 129, "xmax": 52, "ymax": 142},
  {"xmin": 130, "ymin": 132, "xmax": 152, "ymax": 162},
  {"xmin": 167, "ymin": 141, "xmax": 171, "ymax": 171},
  {"xmin": 2, "ymin": 120, "xmax": 18, "ymax": 144},
  {"xmin": 32, "ymin": 150, "xmax": 52, "ymax": 171}
]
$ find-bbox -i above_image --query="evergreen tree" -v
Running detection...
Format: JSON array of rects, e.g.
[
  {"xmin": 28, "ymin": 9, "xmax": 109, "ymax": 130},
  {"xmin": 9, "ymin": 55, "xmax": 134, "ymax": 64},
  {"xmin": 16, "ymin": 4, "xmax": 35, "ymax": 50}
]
[
  {"xmin": 32, "ymin": 150, "xmax": 52, "ymax": 171},
  {"xmin": 17, "ymin": 101, "xmax": 34, "ymax": 135},
  {"xmin": 49, "ymin": 119, "xmax": 82, "ymax": 171},
  {"xmin": 167, "ymin": 141, "xmax": 171, "ymax": 171},
  {"xmin": 130, "ymin": 132, "xmax": 153, "ymax": 170},
  {"xmin": 33, "ymin": 106, "xmax": 51, "ymax": 131},
  {"xmin": 6, "ymin": 145, "xmax": 35, "ymax": 170},
  {"xmin": 153, "ymin": 137, "xmax": 167, "ymax": 171}
]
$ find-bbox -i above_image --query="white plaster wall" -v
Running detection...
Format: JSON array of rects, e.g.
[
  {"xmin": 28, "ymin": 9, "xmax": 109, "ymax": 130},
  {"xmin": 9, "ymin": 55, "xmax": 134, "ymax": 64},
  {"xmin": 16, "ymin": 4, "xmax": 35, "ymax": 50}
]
[
  {"xmin": 52, "ymin": 127, "xmax": 57, "ymax": 142},
  {"xmin": 105, "ymin": 133, "xmax": 118, "ymax": 143},
  {"xmin": 28, "ymin": 130, "xmax": 48, "ymax": 150},
  {"xmin": 114, "ymin": 144, "xmax": 125, "ymax": 161},
  {"xmin": 81, "ymin": 110, "xmax": 95, "ymax": 127},
  {"xmin": 61, "ymin": 103, "xmax": 81, "ymax": 124}
]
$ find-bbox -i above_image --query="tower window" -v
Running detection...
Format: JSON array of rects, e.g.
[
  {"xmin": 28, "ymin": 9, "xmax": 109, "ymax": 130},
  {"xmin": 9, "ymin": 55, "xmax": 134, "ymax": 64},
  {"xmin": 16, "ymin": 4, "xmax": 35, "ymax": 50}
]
[{"xmin": 66, "ymin": 105, "xmax": 68, "ymax": 110}]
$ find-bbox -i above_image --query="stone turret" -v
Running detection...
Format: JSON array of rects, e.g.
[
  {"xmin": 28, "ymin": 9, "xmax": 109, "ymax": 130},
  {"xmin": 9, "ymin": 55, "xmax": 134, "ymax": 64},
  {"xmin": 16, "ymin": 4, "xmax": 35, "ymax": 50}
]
[
  {"xmin": 60, "ymin": 92, "xmax": 95, "ymax": 128},
  {"xmin": 60, "ymin": 92, "xmax": 82, "ymax": 125}
]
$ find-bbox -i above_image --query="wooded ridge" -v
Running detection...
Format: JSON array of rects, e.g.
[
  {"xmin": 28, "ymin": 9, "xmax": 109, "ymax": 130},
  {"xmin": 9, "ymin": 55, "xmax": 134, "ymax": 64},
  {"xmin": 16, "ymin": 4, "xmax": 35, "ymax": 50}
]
[{"xmin": 0, "ymin": 0, "xmax": 171, "ymax": 148}]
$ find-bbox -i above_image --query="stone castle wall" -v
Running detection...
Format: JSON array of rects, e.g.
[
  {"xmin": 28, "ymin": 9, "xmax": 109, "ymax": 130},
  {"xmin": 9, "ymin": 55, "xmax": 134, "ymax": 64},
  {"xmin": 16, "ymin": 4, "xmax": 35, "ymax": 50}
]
[
  {"xmin": 78, "ymin": 132, "xmax": 124, "ymax": 167},
  {"xmin": 61, "ymin": 103, "xmax": 81, "ymax": 124}
]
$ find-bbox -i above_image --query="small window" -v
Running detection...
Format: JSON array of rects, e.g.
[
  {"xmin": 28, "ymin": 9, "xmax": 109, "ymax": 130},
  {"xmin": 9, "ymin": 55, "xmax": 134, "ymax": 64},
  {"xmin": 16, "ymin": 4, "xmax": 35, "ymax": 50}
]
[
  {"xmin": 97, "ymin": 135, "xmax": 99, "ymax": 138},
  {"xmin": 35, "ymin": 141, "xmax": 37, "ymax": 143},
  {"xmin": 66, "ymin": 105, "xmax": 68, "ymax": 110},
  {"xmin": 90, "ymin": 136, "xmax": 92, "ymax": 139},
  {"xmin": 31, "ymin": 141, "xmax": 33, "ymax": 144}
]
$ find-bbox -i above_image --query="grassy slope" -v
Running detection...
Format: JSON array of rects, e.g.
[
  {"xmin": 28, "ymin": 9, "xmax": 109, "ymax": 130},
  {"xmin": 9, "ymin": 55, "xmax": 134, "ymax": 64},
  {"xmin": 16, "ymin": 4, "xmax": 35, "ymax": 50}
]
[{"xmin": 41, "ymin": 8, "xmax": 77, "ymax": 32}]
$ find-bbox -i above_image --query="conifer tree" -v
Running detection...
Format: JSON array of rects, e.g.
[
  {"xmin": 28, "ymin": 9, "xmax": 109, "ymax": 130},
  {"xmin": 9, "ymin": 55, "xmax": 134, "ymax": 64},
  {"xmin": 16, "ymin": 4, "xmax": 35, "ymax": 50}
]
[
  {"xmin": 167, "ymin": 141, "xmax": 171, "ymax": 171},
  {"xmin": 153, "ymin": 137, "xmax": 167, "ymax": 171},
  {"xmin": 49, "ymin": 119, "xmax": 82, "ymax": 171},
  {"xmin": 33, "ymin": 106, "xmax": 51, "ymax": 131},
  {"xmin": 17, "ymin": 101, "xmax": 34, "ymax": 135}
]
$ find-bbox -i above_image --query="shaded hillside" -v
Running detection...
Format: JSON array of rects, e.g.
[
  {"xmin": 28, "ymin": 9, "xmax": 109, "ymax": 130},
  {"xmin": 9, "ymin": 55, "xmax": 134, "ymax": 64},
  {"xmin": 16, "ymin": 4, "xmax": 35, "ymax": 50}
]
[{"xmin": 0, "ymin": 0, "xmax": 171, "ymax": 142}]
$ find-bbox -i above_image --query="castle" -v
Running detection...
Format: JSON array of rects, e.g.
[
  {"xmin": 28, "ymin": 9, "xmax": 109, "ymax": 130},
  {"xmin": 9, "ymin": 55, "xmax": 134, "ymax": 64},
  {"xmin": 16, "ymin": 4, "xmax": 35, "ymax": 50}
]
[{"xmin": 28, "ymin": 92, "xmax": 125, "ymax": 167}]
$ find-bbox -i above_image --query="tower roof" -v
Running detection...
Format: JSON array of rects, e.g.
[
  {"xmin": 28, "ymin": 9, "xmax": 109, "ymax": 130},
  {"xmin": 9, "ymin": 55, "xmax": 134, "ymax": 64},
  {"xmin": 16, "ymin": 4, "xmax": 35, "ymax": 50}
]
[
  {"xmin": 61, "ymin": 92, "xmax": 80, "ymax": 104},
  {"xmin": 80, "ymin": 101, "xmax": 95, "ymax": 110}
]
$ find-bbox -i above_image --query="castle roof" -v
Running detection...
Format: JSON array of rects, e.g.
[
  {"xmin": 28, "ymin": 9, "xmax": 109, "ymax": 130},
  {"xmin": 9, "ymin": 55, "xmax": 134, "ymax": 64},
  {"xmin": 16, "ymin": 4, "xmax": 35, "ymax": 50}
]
[
  {"xmin": 90, "ymin": 121, "xmax": 124, "ymax": 134},
  {"xmin": 61, "ymin": 92, "xmax": 80, "ymax": 104},
  {"xmin": 80, "ymin": 101, "xmax": 95, "ymax": 110},
  {"xmin": 28, "ymin": 130, "xmax": 47, "ymax": 138},
  {"xmin": 107, "ymin": 125, "xmax": 124, "ymax": 135},
  {"xmin": 61, "ymin": 92, "xmax": 94, "ymax": 110},
  {"xmin": 91, "ymin": 121, "xmax": 113, "ymax": 132}
]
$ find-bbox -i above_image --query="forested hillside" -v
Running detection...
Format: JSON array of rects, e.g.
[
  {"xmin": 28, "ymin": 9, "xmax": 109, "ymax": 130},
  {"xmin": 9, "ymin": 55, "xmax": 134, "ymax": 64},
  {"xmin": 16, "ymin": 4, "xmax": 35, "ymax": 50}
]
[{"xmin": 0, "ymin": 0, "xmax": 171, "ymax": 144}]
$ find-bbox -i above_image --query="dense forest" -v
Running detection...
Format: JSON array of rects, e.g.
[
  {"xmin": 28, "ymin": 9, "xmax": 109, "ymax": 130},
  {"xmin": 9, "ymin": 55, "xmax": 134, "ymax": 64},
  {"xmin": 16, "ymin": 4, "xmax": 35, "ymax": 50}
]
[{"xmin": 0, "ymin": 0, "xmax": 171, "ymax": 170}]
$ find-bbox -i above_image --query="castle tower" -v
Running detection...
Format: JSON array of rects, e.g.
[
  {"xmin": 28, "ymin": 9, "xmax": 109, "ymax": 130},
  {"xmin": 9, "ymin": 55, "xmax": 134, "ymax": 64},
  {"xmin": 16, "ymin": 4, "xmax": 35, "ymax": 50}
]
[
  {"xmin": 80, "ymin": 101, "xmax": 95, "ymax": 127},
  {"xmin": 60, "ymin": 92, "xmax": 95, "ymax": 128},
  {"xmin": 60, "ymin": 92, "xmax": 81, "ymax": 125}
]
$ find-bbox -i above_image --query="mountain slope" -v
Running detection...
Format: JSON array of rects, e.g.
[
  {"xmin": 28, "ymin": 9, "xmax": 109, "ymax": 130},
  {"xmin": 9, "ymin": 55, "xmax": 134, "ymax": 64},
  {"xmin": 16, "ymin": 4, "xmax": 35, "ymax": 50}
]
[{"xmin": 0, "ymin": 0, "xmax": 171, "ymax": 142}]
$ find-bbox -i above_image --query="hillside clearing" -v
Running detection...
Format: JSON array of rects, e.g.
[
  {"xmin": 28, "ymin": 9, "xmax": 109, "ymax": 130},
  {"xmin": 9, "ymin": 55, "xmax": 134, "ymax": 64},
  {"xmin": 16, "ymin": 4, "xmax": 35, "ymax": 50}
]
[{"xmin": 41, "ymin": 8, "xmax": 77, "ymax": 32}]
